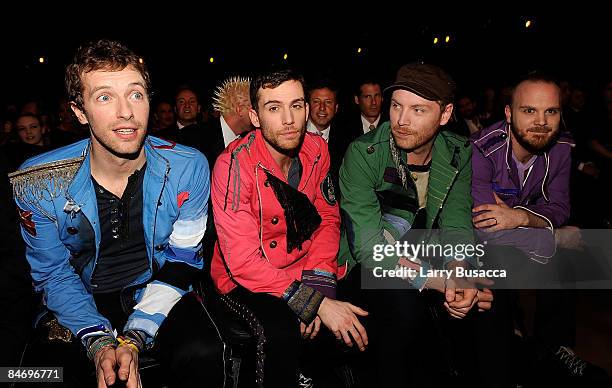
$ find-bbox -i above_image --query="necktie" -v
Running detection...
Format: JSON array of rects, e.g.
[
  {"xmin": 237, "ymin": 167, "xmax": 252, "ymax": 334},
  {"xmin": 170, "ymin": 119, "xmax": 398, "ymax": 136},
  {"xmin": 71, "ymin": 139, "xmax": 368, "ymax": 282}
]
[{"xmin": 369, "ymin": 124, "xmax": 376, "ymax": 132}]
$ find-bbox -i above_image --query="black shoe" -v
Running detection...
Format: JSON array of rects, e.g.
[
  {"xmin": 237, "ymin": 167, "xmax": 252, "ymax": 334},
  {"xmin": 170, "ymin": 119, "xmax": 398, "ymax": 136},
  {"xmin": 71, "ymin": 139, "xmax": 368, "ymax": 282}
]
[
  {"xmin": 299, "ymin": 372, "xmax": 314, "ymax": 388},
  {"xmin": 546, "ymin": 346, "xmax": 608, "ymax": 378}
]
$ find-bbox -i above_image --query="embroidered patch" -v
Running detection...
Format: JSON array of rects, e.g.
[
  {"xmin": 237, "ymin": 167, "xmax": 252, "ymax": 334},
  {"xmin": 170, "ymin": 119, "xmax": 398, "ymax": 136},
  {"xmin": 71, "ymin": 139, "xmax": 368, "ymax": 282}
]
[
  {"xmin": 320, "ymin": 173, "xmax": 336, "ymax": 206},
  {"xmin": 17, "ymin": 207, "xmax": 36, "ymax": 236},
  {"xmin": 152, "ymin": 140, "xmax": 177, "ymax": 149},
  {"xmin": 177, "ymin": 191, "xmax": 189, "ymax": 208}
]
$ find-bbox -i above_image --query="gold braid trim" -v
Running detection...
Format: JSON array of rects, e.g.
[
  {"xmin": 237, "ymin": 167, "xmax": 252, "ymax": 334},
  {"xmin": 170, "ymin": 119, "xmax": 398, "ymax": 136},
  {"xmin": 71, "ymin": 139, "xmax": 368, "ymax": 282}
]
[{"xmin": 8, "ymin": 157, "xmax": 84, "ymax": 216}]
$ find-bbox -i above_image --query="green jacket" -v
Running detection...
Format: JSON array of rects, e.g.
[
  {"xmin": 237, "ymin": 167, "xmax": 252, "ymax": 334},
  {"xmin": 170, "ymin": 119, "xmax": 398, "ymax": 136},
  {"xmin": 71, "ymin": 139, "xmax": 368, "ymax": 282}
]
[{"xmin": 338, "ymin": 122, "xmax": 473, "ymax": 288}]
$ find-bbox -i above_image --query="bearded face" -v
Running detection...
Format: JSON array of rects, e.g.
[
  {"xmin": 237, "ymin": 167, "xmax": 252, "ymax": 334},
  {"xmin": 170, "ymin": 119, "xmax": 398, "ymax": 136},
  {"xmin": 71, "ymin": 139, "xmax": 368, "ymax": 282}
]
[
  {"xmin": 507, "ymin": 81, "xmax": 562, "ymax": 153},
  {"xmin": 250, "ymin": 80, "xmax": 308, "ymax": 157},
  {"xmin": 389, "ymin": 89, "xmax": 452, "ymax": 152}
]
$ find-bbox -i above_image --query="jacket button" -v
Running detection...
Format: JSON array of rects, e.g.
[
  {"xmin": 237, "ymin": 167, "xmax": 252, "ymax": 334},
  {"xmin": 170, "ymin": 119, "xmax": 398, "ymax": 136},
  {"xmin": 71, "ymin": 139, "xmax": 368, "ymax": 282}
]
[
  {"xmin": 67, "ymin": 227, "xmax": 78, "ymax": 235},
  {"xmin": 155, "ymin": 244, "xmax": 165, "ymax": 252},
  {"xmin": 71, "ymin": 251, "xmax": 81, "ymax": 258},
  {"xmin": 367, "ymin": 146, "xmax": 375, "ymax": 154},
  {"xmin": 269, "ymin": 240, "xmax": 277, "ymax": 249},
  {"xmin": 271, "ymin": 217, "xmax": 279, "ymax": 225},
  {"xmin": 264, "ymin": 180, "xmax": 270, "ymax": 187}
]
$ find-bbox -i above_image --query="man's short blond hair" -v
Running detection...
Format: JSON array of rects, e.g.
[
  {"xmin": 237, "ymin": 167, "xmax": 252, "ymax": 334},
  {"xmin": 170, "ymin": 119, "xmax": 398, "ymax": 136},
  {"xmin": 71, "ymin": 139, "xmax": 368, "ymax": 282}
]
[{"xmin": 212, "ymin": 76, "xmax": 251, "ymax": 115}]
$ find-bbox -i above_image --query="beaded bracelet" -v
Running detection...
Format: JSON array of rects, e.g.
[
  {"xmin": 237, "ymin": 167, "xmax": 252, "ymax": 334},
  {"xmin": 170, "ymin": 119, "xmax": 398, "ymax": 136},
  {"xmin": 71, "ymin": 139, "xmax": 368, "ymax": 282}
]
[{"xmin": 87, "ymin": 335, "xmax": 118, "ymax": 360}]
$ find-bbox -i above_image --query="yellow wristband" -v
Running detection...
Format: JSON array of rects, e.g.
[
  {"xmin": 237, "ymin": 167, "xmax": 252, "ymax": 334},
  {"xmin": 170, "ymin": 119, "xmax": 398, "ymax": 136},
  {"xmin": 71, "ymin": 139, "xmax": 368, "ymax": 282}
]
[{"xmin": 117, "ymin": 337, "xmax": 140, "ymax": 353}]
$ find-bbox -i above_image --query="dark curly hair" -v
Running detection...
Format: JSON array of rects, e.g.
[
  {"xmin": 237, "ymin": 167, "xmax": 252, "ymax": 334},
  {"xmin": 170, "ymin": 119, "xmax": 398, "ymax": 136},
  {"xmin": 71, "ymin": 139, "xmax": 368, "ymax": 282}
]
[
  {"xmin": 250, "ymin": 68, "xmax": 304, "ymax": 112},
  {"xmin": 65, "ymin": 39, "xmax": 151, "ymax": 110}
]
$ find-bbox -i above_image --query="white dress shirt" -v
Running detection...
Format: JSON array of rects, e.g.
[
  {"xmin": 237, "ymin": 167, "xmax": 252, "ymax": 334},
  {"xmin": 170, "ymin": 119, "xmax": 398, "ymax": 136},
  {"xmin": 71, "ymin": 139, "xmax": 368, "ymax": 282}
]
[
  {"xmin": 361, "ymin": 114, "xmax": 381, "ymax": 134},
  {"xmin": 307, "ymin": 119, "xmax": 331, "ymax": 143},
  {"xmin": 220, "ymin": 116, "xmax": 241, "ymax": 146}
]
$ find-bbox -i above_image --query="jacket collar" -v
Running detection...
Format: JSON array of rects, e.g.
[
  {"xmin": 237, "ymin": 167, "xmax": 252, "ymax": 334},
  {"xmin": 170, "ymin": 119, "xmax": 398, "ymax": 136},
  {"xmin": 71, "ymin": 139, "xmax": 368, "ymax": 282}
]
[
  {"xmin": 252, "ymin": 129, "xmax": 322, "ymax": 185},
  {"xmin": 67, "ymin": 136, "xmax": 168, "ymax": 199}
]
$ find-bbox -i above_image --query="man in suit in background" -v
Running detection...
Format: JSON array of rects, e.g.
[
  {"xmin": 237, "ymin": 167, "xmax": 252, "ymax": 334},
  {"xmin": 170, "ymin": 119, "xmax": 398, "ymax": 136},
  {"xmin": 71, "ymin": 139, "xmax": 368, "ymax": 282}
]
[{"xmin": 157, "ymin": 86, "xmax": 206, "ymax": 152}]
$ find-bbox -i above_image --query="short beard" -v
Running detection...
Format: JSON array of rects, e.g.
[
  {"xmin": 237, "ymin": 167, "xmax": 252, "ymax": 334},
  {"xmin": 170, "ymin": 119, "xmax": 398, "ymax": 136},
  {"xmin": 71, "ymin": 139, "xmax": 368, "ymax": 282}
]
[
  {"xmin": 510, "ymin": 122, "xmax": 558, "ymax": 154},
  {"xmin": 272, "ymin": 129, "xmax": 305, "ymax": 157},
  {"xmin": 90, "ymin": 125, "xmax": 147, "ymax": 160}
]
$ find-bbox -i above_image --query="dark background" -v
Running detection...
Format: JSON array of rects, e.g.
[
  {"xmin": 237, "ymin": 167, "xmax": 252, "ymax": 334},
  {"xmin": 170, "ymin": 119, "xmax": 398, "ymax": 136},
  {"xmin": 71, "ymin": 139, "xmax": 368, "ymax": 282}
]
[{"xmin": 1, "ymin": 12, "xmax": 609, "ymax": 107}]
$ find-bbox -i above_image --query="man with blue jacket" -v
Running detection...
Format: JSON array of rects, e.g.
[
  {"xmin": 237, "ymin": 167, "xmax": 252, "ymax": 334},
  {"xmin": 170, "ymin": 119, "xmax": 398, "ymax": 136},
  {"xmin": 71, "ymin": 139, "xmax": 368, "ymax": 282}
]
[{"xmin": 9, "ymin": 39, "xmax": 225, "ymax": 388}]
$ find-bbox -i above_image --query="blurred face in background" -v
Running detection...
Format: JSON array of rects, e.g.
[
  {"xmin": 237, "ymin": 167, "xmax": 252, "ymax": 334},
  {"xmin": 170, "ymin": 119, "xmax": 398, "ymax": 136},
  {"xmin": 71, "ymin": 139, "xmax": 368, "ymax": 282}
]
[
  {"xmin": 308, "ymin": 87, "xmax": 338, "ymax": 132},
  {"xmin": 16, "ymin": 115, "xmax": 45, "ymax": 146},
  {"xmin": 155, "ymin": 102, "xmax": 175, "ymax": 129},
  {"xmin": 355, "ymin": 83, "xmax": 382, "ymax": 121},
  {"xmin": 175, "ymin": 89, "xmax": 200, "ymax": 125}
]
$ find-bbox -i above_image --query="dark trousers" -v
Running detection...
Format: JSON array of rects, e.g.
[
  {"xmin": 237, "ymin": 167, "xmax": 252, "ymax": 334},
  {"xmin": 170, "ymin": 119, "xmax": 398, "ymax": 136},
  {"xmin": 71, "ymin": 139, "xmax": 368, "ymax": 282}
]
[
  {"xmin": 473, "ymin": 245, "xmax": 580, "ymax": 385},
  {"xmin": 153, "ymin": 292, "xmax": 227, "ymax": 388},
  {"xmin": 0, "ymin": 248, "xmax": 36, "ymax": 368},
  {"xmin": 340, "ymin": 264, "xmax": 489, "ymax": 388},
  {"xmin": 19, "ymin": 292, "xmax": 226, "ymax": 388},
  {"xmin": 229, "ymin": 287, "xmax": 302, "ymax": 388},
  {"xmin": 482, "ymin": 245, "xmax": 577, "ymax": 347}
]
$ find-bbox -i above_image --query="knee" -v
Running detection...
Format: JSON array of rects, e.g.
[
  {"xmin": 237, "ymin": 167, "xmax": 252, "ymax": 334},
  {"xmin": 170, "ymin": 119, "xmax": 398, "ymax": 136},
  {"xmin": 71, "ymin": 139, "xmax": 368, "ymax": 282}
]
[
  {"xmin": 262, "ymin": 317, "xmax": 300, "ymax": 355},
  {"xmin": 180, "ymin": 335, "xmax": 225, "ymax": 365}
]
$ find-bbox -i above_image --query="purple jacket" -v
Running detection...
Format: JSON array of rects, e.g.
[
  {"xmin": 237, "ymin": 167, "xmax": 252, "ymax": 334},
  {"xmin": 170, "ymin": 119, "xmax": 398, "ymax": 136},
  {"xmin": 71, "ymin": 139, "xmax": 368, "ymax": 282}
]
[{"xmin": 471, "ymin": 121, "xmax": 574, "ymax": 261}]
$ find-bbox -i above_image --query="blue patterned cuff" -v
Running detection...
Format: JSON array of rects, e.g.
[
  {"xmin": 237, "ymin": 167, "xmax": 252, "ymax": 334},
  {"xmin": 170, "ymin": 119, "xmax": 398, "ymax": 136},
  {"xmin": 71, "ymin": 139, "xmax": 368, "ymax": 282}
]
[{"xmin": 76, "ymin": 324, "xmax": 114, "ymax": 348}]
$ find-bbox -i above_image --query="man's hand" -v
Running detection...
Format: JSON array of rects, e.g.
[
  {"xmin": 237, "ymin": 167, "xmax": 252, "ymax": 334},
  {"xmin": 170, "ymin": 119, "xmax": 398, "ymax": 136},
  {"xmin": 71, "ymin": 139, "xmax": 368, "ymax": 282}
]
[
  {"xmin": 115, "ymin": 345, "xmax": 140, "ymax": 388},
  {"xmin": 476, "ymin": 288, "xmax": 494, "ymax": 312},
  {"xmin": 300, "ymin": 316, "xmax": 321, "ymax": 340},
  {"xmin": 472, "ymin": 193, "xmax": 528, "ymax": 232},
  {"xmin": 555, "ymin": 225, "xmax": 585, "ymax": 250},
  {"xmin": 317, "ymin": 298, "xmax": 369, "ymax": 351},
  {"xmin": 94, "ymin": 345, "xmax": 118, "ymax": 388},
  {"xmin": 444, "ymin": 272, "xmax": 492, "ymax": 318},
  {"xmin": 94, "ymin": 344, "xmax": 141, "ymax": 388},
  {"xmin": 580, "ymin": 162, "xmax": 600, "ymax": 178},
  {"xmin": 444, "ymin": 286, "xmax": 478, "ymax": 319}
]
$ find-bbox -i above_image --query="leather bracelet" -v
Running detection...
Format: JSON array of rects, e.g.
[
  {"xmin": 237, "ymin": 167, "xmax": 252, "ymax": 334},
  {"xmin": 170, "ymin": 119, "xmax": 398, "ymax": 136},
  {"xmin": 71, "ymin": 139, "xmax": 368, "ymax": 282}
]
[{"xmin": 121, "ymin": 330, "xmax": 146, "ymax": 352}]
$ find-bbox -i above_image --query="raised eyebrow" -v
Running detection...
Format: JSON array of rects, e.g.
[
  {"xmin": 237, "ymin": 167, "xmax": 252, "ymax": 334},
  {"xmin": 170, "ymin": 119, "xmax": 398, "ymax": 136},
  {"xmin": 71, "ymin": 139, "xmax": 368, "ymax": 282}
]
[
  {"xmin": 129, "ymin": 82, "xmax": 146, "ymax": 90},
  {"xmin": 90, "ymin": 82, "xmax": 146, "ymax": 97},
  {"xmin": 410, "ymin": 104, "xmax": 428, "ymax": 109},
  {"xmin": 89, "ymin": 85, "xmax": 111, "ymax": 97},
  {"xmin": 291, "ymin": 98, "xmax": 305, "ymax": 105},
  {"xmin": 390, "ymin": 98, "xmax": 402, "ymax": 106}
]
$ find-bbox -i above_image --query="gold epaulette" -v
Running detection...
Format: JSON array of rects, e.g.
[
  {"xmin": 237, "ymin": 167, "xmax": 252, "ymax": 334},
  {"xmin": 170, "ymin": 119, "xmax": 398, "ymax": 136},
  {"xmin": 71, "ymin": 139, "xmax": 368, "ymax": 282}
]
[{"xmin": 9, "ymin": 157, "xmax": 84, "ymax": 204}]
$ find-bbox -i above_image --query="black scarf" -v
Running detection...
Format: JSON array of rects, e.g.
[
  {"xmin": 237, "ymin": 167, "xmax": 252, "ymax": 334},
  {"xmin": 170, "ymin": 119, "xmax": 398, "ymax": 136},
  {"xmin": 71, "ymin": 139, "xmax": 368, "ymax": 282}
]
[{"xmin": 263, "ymin": 170, "xmax": 321, "ymax": 253}]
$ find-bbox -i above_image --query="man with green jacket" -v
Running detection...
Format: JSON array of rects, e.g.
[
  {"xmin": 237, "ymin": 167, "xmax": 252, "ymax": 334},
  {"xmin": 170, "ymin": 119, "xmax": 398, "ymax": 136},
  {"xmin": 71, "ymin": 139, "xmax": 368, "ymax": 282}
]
[{"xmin": 338, "ymin": 63, "xmax": 492, "ymax": 385}]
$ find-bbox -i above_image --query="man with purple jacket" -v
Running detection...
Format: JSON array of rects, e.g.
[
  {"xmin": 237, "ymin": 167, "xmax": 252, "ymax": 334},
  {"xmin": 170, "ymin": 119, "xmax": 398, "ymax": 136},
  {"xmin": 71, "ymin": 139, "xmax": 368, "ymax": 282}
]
[
  {"xmin": 471, "ymin": 73, "xmax": 573, "ymax": 260},
  {"xmin": 470, "ymin": 72, "xmax": 606, "ymax": 380}
]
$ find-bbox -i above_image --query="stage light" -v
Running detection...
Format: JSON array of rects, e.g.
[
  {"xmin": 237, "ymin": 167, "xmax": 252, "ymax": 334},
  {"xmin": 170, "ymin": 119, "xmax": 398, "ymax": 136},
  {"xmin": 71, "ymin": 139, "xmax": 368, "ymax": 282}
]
[{"xmin": 209, "ymin": 57, "xmax": 215, "ymax": 63}]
